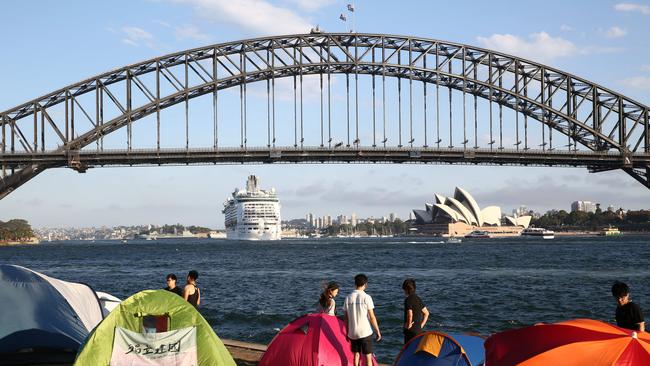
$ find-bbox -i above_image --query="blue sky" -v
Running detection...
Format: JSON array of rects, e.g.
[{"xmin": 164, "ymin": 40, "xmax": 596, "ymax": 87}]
[{"xmin": 1, "ymin": 0, "xmax": 650, "ymax": 228}]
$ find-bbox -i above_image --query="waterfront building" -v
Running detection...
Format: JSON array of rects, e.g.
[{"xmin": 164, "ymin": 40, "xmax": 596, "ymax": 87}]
[
  {"xmin": 222, "ymin": 175, "xmax": 281, "ymax": 240},
  {"xmin": 411, "ymin": 187, "xmax": 531, "ymax": 237},
  {"xmin": 571, "ymin": 201, "xmax": 598, "ymax": 213}
]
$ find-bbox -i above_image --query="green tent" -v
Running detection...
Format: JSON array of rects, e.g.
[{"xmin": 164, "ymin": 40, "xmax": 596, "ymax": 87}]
[{"xmin": 74, "ymin": 289, "xmax": 235, "ymax": 366}]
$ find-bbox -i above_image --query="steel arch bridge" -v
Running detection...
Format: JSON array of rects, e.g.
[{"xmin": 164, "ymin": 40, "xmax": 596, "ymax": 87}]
[{"xmin": 1, "ymin": 32, "xmax": 649, "ymax": 199}]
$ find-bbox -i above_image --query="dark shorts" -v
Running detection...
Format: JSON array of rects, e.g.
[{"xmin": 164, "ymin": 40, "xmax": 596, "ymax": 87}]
[{"xmin": 351, "ymin": 335, "xmax": 374, "ymax": 354}]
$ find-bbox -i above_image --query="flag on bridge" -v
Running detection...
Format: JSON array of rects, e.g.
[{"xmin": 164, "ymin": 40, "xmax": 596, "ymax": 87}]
[
  {"xmin": 339, "ymin": 13, "xmax": 347, "ymax": 21},
  {"xmin": 347, "ymin": 4, "xmax": 355, "ymax": 12}
]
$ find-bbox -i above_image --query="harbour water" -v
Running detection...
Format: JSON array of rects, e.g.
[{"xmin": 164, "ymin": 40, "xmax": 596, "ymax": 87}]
[{"xmin": 2, "ymin": 235, "xmax": 649, "ymax": 363}]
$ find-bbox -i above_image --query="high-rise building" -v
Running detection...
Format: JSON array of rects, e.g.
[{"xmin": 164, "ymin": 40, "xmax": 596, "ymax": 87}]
[
  {"xmin": 325, "ymin": 215, "xmax": 332, "ymax": 226},
  {"xmin": 389, "ymin": 213, "xmax": 395, "ymax": 222},
  {"xmin": 571, "ymin": 201, "xmax": 598, "ymax": 213},
  {"xmin": 351, "ymin": 213, "xmax": 357, "ymax": 226},
  {"xmin": 316, "ymin": 217, "xmax": 323, "ymax": 229},
  {"xmin": 308, "ymin": 213, "xmax": 314, "ymax": 227}
]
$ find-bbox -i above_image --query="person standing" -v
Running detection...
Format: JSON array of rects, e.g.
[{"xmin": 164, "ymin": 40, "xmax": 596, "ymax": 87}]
[
  {"xmin": 183, "ymin": 270, "xmax": 201, "ymax": 308},
  {"xmin": 344, "ymin": 274, "xmax": 381, "ymax": 366},
  {"xmin": 318, "ymin": 281, "xmax": 340, "ymax": 315},
  {"xmin": 164, "ymin": 273, "xmax": 183, "ymax": 297},
  {"xmin": 402, "ymin": 278, "xmax": 429, "ymax": 343},
  {"xmin": 612, "ymin": 281, "xmax": 645, "ymax": 332}
]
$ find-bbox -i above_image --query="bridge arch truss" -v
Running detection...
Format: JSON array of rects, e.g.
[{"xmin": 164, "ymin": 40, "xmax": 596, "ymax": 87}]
[{"xmin": 1, "ymin": 33, "xmax": 649, "ymax": 198}]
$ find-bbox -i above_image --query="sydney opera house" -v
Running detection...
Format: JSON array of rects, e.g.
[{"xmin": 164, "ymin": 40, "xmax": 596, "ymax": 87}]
[{"xmin": 411, "ymin": 187, "xmax": 532, "ymax": 237}]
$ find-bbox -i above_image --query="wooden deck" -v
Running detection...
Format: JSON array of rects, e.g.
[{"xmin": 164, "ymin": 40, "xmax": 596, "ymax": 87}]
[{"xmin": 222, "ymin": 339, "xmax": 390, "ymax": 366}]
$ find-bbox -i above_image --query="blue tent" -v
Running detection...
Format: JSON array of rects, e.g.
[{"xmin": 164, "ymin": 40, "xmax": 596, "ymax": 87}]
[
  {"xmin": 0, "ymin": 264, "xmax": 105, "ymax": 365},
  {"xmin": 395, "ymin": 331, "xmax": 485, "ymax": 366}
]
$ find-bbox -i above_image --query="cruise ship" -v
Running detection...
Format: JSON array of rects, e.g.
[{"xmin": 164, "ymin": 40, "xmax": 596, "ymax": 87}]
[{"xmin": 222, "ymin": 175, "xmax": 281, "ymax": 240}]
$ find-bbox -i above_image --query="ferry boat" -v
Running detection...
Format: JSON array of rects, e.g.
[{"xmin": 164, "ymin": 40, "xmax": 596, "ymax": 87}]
[
  {"xmin": 599, "ymin": 226, "xmax": 622, "ymax": 236},
  {"xmin": 446, "ymin": 237, "xmax": 462, "ymax": 244},
  {"xmin": 464, "ymin": 230, "xmax": 490, "ymax": 239},
  {"xmin": 521, "ymin": 227, "xmax": 555, "ymax": 239},
  {"xmin": 222, "ymin": 175, "xmax": 281, "ymax": 240}
]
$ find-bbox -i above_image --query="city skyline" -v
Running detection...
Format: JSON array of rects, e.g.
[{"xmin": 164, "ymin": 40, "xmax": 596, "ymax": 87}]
[{"xmin": 1, "ymin": 1, "xmax": 650, "ymax": 227}]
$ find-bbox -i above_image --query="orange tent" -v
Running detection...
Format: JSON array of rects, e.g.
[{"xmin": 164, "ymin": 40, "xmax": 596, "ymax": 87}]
[{"xmin": 485, "ymin": 319, "xmax": 650, "ymax": 365}]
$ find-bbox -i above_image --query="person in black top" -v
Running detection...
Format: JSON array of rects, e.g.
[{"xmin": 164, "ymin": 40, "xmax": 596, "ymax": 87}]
[
  {"xmin": 164, "ymin": 273, "xmax": 184, "ymax": 297},
  {"xmin": 402, "ymin": 278, "xmax": 430, "ymax": 343},
  {"xmin": 612, "ymin": 281, "xmax": 645, "ymax": 332},
  {"xmin": 183, "ymin": 270, "xmax": 201, "ymax": 308}
]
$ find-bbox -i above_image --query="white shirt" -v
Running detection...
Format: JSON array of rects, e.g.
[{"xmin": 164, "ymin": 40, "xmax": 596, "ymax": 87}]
[{"xmin": 343, "ymin": 289, "xmax": 375, "ymax": 339}]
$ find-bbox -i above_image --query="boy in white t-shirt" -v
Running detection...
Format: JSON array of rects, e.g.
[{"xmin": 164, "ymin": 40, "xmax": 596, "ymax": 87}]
[{"xmin": 344, "ymin": 273, "xmax": 381, "ymax": 366}]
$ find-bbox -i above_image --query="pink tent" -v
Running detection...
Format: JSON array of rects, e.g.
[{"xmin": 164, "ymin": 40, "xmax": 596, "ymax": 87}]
[{"xmin": 260, "ymin": 313, "xmax": 379, "ymax": 366}]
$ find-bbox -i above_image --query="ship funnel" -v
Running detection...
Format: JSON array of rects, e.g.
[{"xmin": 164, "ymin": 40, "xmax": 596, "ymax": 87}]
[{"xmin": 246, "ymin": 175, "xmax": 259, "ymax": 193}]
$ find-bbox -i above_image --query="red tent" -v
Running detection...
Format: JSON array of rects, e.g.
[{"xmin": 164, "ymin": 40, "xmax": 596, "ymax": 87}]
[
  {"xmin": 260, "ymin": 313, "xmax": 378, "ymax": 366},
  {"xmin": 485, "ymin": 318, "xmax": 650, "ymax": 365}
]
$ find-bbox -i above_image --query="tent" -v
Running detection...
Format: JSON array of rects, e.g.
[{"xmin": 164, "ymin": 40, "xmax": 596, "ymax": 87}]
[
  {"xmin": 260, "ymin": 313, "xmax": 378, "ymax": 366},
  {"xmin": 0, "ymin": 264, "xmax": 105, "ymax": 365},
  {"xmin": 74, "ymin": 289, "xmax": 236, "ymax": 366},
  {"xmin": 96, "ymin": 291, "xmax": 122, "ymax": 317},
  {"xmin": 484, "ymin": 318, "xmax": 650, "ymax": 365},
  {"xmin": 394, "ymin": 331, "xmax": 485, "ymax": 366}
]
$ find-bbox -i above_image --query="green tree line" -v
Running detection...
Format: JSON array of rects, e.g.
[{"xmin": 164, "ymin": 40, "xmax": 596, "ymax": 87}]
[
  {"xmin": 0, "ymin": 219, "xmax": 35, "ymax": 241},
  {"xmin": 532, "ymin": 209, "xmax": 650, "ymax": 231},
  {"xmin": 323, "ymin": 219, "xmax": 409, "ymax": 236}
]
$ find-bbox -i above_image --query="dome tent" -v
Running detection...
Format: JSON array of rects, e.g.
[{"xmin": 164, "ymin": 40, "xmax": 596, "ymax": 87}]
[
  {"xmin": 0, "ymin": 264, "xmax": 105, "ymax": 365},
  {"xmin": 74, "ymin": 289, "xmax": 235, "ymax": 366},
  {"xmin": 260, "ymin": 313, "xmax": 378, "ymax": 366},
  {"xmin": 394, "ymin": 331, "xmax": 485, "ymax": 366}
]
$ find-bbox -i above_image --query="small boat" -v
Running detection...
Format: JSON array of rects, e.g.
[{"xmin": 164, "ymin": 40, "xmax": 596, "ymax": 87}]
[
  {"xmin": 447, "ymin": 237, "xmax": 462, "ymax": 244},
  {"xmin": 521, "ymin": 227, "xmax": 554, "ymax": 239},
  {"xmin": 464, "ymin": 230, "xmax": 490, "ymax": 239},
  {"xmin": 121, "ymin": 239, "xmax": 128, "ymax": 244},
  {"xmin": 599, "ymin": 226, "xmax": 621, "ymax": 236}
]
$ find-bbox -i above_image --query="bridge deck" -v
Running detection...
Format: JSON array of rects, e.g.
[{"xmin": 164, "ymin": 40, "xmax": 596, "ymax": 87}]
[{"xmin": 1, "ymin": 147, "xmax": 647, "ymax": 169}]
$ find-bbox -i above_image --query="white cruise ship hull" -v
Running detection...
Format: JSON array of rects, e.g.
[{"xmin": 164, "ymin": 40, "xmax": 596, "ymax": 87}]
[{"xmin": 226, "ymin": 227, "xmax": 281, "ymax": 240}]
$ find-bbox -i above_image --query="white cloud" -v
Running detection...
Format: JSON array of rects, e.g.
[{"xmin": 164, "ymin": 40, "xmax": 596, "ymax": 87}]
[
  {"xmin": 286, "ymin": 0, "xmax": 336, "ymax": 12},
  {"xmin": 476, "ymin": 31, "xmax": 622, "ymax": 63},
  {"xmin": 641, "ymin": 65, "xmax": 650, "ymax": 72},
  {"xmin": 614, "ymin": 2, "xmax": 650, "ymax": 14},
  {"xmin": 153, "ymin": 20, "xmax": 172, "ymax": 28},
  {"xmin": 122, "ymin": 38, "xmax": 140, "ymax": 47},
  {"xmin": 121, "ymin": 26, "xmax": 155, "ymax": 48},
  {"xmin": 174, "ymin": 24, "xmax": 210, "ymax": 41},
  {"xmin": 476, "ymin": 32, "xmax": 578, "ymax": 62},
  {"xmin": 604, "ymin": 26, "xmax": 627, "ymax": 38},
  {"xmin": 620, "ymin": 76, "xmax": 650, "ymax": 90},
  {"xmin": 168, "ymin": 0, "xmax": 313, "ymax": 35},
  {"xmin": 560, "ymin": 24, "xmax": 574, "ymax": 31}
]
